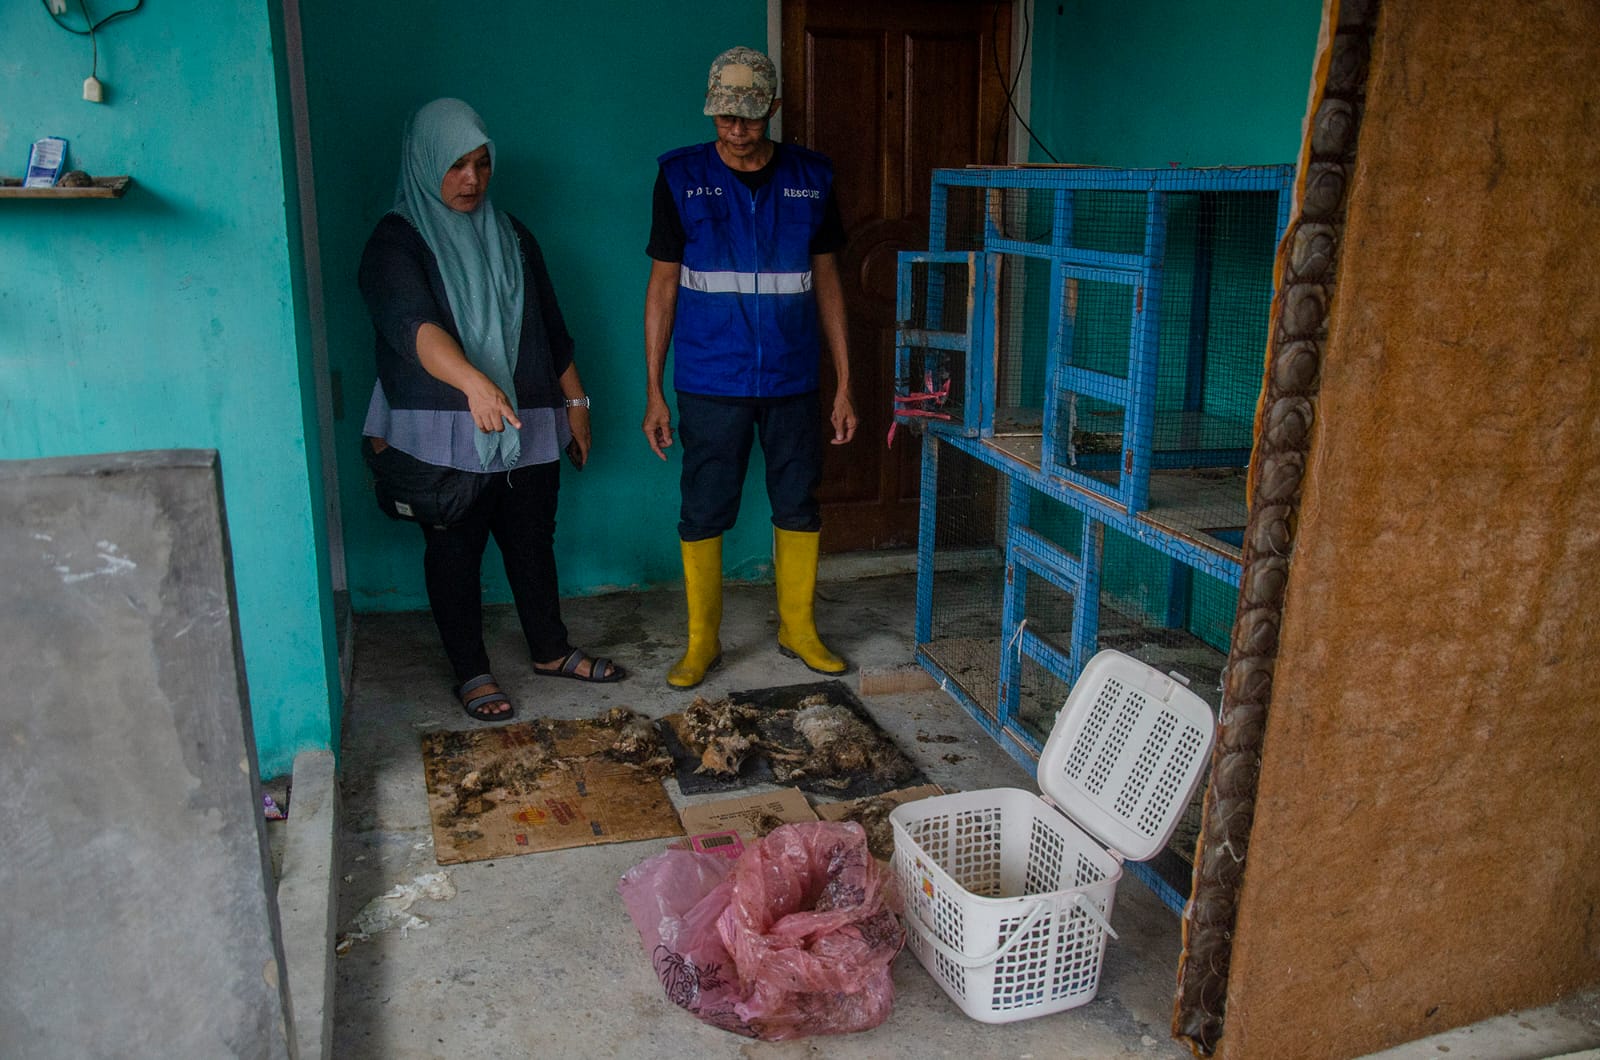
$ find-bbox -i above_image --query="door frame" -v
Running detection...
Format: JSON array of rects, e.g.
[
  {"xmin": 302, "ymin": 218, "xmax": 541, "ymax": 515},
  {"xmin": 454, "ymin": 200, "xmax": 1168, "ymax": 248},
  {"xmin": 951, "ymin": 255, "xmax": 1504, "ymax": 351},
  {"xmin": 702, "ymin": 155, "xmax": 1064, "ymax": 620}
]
[{"xmin": 771, "ymin": 0, "xmax": 1035, "ymax": 162}]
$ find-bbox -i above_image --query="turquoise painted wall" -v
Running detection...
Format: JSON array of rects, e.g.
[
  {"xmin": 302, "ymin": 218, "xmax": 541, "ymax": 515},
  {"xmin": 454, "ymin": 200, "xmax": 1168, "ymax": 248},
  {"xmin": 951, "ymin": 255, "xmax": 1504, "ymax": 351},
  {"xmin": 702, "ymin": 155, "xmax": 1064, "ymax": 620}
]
[
  {"xmin": 1025, "ymin": 0, "xmax": 1321, "ymax": 167},
  {"xmin": 302, "ymin": 2, "xmax": 771, "ymax": 613},
  {"xmin": 0, "ymin": 3, "xmax": 338, "ymax": 779}
]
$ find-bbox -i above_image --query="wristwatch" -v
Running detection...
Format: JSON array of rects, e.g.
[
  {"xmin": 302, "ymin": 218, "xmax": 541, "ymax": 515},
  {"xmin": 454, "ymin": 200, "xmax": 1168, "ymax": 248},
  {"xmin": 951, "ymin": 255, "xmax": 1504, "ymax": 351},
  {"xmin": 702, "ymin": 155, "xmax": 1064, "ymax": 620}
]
[{"xmin": 565, "ymin": 396, "xmax": 590, "ymax": 408}]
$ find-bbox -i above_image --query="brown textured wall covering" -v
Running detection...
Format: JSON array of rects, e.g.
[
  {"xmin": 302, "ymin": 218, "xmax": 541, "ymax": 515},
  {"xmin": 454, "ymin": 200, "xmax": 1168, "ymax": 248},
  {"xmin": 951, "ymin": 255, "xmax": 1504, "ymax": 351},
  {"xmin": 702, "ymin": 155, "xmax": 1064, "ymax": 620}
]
[{"xmin": 1215, "ymin": 1, "xmax": 1600, "ymax": 1058}]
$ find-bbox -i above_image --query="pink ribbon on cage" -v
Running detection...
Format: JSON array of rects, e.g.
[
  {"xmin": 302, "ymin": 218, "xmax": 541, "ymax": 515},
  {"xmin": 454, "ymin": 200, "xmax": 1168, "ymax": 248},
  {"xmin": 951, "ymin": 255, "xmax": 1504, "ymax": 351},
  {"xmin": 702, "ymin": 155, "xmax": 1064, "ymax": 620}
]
[{"xmin": 888, "ymin": 371, "xmax": 953, "ymax": 447}]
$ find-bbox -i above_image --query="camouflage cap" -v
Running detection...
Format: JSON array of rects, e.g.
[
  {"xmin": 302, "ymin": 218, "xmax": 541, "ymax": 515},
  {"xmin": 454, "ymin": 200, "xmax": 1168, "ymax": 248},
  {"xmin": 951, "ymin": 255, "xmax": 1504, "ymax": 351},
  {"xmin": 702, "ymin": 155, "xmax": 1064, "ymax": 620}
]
[{"xmin": 703, "ymin": 46, "xmax": 777, "ymax": 119}]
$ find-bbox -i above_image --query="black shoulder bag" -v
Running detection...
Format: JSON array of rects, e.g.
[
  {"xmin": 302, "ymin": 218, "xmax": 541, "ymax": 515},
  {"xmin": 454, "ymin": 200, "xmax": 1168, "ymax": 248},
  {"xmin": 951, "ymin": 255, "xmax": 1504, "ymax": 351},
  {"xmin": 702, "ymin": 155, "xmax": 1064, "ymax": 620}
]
[{"xmin": 362, "ymin": 437, "xmax": 490, "ymax": 528}]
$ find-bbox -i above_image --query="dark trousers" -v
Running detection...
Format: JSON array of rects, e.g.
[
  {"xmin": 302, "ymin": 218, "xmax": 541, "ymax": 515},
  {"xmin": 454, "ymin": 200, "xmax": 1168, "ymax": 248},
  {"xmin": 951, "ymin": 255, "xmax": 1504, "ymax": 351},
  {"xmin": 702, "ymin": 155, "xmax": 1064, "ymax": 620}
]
[
  {"xmin": 677, "ymin": 391, "xmax": 823, "ymax": 542},
  {"xmin": 418, "ymin": 459, "xmax": 570, "ymax": 685}
]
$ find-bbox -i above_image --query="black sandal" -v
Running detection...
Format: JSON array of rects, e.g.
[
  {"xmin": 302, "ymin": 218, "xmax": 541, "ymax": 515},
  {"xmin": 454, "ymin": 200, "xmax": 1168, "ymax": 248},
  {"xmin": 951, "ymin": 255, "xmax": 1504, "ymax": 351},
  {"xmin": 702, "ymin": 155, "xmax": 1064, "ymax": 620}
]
[
  {"xmin": 456, "ymin": 674, "xmax": 515, "ymax": 721},
  {"xmin": 532, "ymin": 649, "xmax": 626, "ymax": 684}
]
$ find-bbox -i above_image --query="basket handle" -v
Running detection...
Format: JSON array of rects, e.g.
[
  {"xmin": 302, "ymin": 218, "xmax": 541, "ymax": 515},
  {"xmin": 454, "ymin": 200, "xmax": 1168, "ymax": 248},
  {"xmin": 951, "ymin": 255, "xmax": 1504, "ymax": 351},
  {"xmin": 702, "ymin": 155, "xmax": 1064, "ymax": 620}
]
[
  {"xmin": 1068, "ymin": 891, "xmax": 1119, "ymax": 940},
  {"xmin": 907, "ymin": 892, "xmax": 1118, "ymax": 971}
]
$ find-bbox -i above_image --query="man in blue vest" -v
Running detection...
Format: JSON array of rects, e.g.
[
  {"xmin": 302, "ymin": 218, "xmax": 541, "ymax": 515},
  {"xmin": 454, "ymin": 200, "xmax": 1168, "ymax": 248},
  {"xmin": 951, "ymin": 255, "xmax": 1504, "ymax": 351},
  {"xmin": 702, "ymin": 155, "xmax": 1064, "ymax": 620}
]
[{"xmin": 643, "ymin": 45, "xmax": 858, "ymax": 689}]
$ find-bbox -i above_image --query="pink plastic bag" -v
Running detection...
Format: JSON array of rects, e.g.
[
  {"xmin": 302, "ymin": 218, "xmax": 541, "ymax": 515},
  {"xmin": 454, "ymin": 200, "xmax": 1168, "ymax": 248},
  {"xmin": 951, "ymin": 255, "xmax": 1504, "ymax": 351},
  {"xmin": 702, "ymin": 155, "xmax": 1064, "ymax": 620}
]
[{"xmin": 618, "ymin": 821, "xmax": 904, "ymax": 1040}]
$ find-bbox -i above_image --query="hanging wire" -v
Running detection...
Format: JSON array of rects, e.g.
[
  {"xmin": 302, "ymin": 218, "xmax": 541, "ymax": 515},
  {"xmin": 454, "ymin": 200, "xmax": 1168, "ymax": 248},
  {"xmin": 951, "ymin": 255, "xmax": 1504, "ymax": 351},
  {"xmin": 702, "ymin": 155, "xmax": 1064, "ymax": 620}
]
[
  {"xmin": 992, "ymin": 2, "xmax": 1061, "ymax": 164},
  {"xmin": 40, "ymin": 0, "xmax": 143, "ymax": 34},
  {"xmin": 82, "ymin": 0, "xmax": 98, "ymax": 79},
  {"xmin": 43, "ymin": 0, "xmax": 142, "ymax": 82}
]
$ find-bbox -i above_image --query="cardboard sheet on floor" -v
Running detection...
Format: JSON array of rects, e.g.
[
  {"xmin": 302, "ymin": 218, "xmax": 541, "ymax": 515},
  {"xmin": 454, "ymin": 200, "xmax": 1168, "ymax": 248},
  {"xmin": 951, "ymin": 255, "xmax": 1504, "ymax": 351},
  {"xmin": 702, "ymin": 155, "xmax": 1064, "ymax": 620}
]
[
  {"xmin": 677, "ymin": 787, "xmax": 818, "ymax": 860},
  {"xmin": 659, "ymin": 679, "xmax": 927, "ymax": 798},
  {"xmin": 815, "ymin": 784, "xmax": 945, "ymax": 861},
  {"xmin": 422, "ymin": 718, "xmax": 682, "ymax": 864}
]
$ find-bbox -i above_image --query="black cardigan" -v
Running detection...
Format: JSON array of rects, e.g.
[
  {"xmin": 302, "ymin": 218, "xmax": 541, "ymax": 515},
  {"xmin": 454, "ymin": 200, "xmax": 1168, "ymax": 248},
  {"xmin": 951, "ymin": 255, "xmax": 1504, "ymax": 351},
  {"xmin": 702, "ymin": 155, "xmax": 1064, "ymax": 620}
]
[{"xmin": 358, "ymin": 212, "xmax": 574, "ymax": 413}]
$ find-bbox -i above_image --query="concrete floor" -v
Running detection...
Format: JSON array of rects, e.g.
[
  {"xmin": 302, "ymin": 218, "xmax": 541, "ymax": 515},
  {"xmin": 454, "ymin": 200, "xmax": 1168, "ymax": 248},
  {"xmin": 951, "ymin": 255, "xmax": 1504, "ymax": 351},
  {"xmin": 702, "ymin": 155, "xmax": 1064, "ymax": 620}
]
[{"xmin": 330, "ymin": 570, "xmax": 1600, "ymax": 1059}]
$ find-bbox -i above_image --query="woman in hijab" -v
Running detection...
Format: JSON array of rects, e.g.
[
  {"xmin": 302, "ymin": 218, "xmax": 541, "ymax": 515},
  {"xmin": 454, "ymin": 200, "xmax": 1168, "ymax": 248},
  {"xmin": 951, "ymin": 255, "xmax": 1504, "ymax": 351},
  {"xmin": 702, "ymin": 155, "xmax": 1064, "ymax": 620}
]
[{"xmin": 359, "ymin": 97, "xmax": 624, "ymax": 723}]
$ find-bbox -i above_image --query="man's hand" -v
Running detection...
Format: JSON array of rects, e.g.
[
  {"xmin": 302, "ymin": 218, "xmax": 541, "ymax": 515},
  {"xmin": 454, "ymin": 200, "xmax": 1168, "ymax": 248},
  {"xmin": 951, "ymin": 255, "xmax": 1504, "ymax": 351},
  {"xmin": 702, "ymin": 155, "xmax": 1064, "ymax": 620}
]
[
  {"xmin": 643, "ymin": 260, "xmax": 681, "ymax": 462},
  {"xmin": 643, "ymin": 394, "xmax": 674, "ymax": 459},
  {"xmin": 830, "ymin": 390, "xmax": 858, "ymax": 445}
]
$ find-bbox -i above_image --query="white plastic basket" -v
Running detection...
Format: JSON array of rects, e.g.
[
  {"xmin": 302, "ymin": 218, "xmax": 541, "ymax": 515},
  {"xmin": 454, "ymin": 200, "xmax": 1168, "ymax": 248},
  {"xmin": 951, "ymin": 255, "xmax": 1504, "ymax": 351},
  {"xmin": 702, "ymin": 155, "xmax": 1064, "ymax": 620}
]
[{"xmin": 890, "ymin": 649, "xmax": 1215, "ymax": 1023}]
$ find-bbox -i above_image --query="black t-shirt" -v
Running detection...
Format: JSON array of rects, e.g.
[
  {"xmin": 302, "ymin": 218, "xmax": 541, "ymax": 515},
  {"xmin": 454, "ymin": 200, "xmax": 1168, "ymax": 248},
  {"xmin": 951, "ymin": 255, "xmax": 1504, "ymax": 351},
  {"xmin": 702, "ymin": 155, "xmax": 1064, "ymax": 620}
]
[{"xmin": 645, "ymin": 144, "xmax": 847, "ymax": 262}]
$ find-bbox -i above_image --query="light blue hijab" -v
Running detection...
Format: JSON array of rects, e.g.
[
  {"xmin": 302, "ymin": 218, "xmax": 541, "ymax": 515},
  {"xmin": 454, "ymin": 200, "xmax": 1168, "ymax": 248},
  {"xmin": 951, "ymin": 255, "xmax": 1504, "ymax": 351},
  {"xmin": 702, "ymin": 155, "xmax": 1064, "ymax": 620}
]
[{"xmin": 393, "ymin": 98, "xmax": 525, "ymax": 471}]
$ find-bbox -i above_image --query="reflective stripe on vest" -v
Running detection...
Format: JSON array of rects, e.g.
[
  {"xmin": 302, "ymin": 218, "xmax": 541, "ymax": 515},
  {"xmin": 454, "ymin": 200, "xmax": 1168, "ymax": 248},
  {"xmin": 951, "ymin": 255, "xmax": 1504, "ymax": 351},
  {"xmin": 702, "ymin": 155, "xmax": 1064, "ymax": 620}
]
[{"xmin": 678, "ymin": 267, "xmax": 814, "ymax": 295}]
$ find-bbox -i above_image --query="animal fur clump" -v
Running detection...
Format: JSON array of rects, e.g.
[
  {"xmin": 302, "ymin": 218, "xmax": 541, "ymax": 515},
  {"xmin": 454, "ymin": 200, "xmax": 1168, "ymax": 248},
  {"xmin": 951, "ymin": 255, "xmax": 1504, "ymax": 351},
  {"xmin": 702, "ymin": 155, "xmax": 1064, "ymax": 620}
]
[
  {"xmin": 773, "ymin": 703, "xmax": 919, "ymax": 790},
  {"xmin": 682, "ymin": 696, "xmax": 763, "ymax": 777},
  {"xmin": 599, "ymin": 708, "xmax": 672, "ymax": 775}
]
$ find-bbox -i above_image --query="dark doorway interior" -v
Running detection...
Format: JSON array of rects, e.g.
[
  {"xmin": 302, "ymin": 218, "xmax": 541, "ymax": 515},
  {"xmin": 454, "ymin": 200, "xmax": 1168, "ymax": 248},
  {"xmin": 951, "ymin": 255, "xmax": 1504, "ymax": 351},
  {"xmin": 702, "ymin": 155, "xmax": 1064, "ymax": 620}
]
[{"xmin": 782, "ymin": 0, "xmax": 1014, "ymax": 552}]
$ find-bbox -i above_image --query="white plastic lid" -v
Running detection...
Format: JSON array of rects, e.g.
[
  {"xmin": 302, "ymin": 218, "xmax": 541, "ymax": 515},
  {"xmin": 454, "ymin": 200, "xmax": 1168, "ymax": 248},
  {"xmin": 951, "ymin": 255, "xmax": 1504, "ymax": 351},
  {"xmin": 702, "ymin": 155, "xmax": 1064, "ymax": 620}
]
[{"xmin": 1036, "ymin": 649, "xmax": 1217, "ymax": 862}]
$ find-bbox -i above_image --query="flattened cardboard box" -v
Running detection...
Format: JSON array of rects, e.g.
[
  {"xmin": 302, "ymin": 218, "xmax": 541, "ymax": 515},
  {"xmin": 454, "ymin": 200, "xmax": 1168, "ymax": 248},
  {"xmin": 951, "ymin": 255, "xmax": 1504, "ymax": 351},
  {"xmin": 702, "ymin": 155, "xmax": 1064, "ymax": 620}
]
[
  {"xmin": 679, "ymin": 786, "xmax": 817, "ymax": 839},
  {"xmin": 422, "ymin": 719, "xmax": 683, "ymax": 864},
  {"xmin": 677, "ymin": 787, "xmax": 817, "ymax": 860},
  {"xmin": 813, "ymin": 784, "xmax": 945, "ymax": 822},
  {"xmin": 815, "ymin": 784, "xmax": 946, "ymax": 861}
]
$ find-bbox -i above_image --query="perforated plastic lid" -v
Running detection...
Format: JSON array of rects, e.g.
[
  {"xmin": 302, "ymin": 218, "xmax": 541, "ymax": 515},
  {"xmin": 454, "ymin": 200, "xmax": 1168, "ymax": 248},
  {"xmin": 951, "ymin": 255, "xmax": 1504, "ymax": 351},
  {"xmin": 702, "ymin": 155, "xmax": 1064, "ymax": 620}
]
[{"xmin": 1036, "ymin": 649, "xmax": 1217, "ymax": 862}]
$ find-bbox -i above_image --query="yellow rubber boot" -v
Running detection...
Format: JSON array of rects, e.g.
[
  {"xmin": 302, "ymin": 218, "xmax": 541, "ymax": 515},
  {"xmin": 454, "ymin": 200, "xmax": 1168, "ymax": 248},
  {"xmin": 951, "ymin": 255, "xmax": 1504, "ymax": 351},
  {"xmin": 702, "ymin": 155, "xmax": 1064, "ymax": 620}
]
[
  {"xmin": 774, "ymin": 527, "xmax": 847, "ymax": 674},
  {"xmin": 668, "ymin": 536, "xmax": 723, "ymax": 688}
]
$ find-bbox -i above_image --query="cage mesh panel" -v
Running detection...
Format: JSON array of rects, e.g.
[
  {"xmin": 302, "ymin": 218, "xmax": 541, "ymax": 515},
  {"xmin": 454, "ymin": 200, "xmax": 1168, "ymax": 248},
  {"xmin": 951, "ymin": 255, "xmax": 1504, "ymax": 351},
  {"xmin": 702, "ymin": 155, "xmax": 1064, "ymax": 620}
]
[
  {"xmin": 938, "ymin": 185, "xmax": 987, "ymax": 251},
  {"xmin": 1152, "ymin": 192, "xmax": 1279, "ymax": 426},
  {"xmin": 1187, "ymin": 566, "xmax": 1237, "ymax": 655},
  {"xmin": 1022, "ymin": 573, "xmax": 1076, "ymax": 659},
  {"xmin": 1137, "ymin": 190, "xmax": 1277, "ymax": 532},
  {"xmin": 928, "ymin": 441, "xmax": 1006, "ymax": 716},
  {"xmin": 1069, "ymin": 189, "xmax": 1147, "ymax": 255},
  {"xmin": 1097, "ymin": 524, "xmax": 1228, "ymax": 710},
  {"xmin": 997, "ymin": 185, "xmax": 1056, "ymax": 245},
  {"xmin": 901, "ymin": 259, "xmax": 971, "ymax": 429},
  {"xmin": 995, "ymin": 254, "xmax": 1052, "ymax": 433},
  {"xmin": 1052, "ymin": 391, "xmax": 1124, "ymax": 491},
  {"xmin": 1018, "ymin": 652, "xmax": 1076, "ymax": 745},
  {"xmin": 905, "ymin": 259, "xmax": 972, "ymax": 333},
  {"xmin": 1023, "ymin": 487, "xmax": 1084, "ymax": 562},
  {"xmin": 1066, "ymin": 278, "xmax": 1134, "ymax": 379}
]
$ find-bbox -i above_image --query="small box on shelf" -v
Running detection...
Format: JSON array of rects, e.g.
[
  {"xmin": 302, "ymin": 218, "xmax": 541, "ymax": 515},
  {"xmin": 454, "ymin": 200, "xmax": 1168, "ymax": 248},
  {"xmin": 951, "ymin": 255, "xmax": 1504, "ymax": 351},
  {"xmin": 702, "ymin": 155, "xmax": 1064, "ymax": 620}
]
[{"xmin": 0, "ymin": 175, "xmax": 132, "ymax": 199}]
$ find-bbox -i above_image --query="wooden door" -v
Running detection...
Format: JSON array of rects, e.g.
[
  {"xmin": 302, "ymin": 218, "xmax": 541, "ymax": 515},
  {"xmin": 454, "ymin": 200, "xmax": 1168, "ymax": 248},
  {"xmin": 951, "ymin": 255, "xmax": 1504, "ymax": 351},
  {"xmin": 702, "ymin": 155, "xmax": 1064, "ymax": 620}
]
[{"xmin": 784, "ymin": 0, "xmax": 1012, "ymax": 553}]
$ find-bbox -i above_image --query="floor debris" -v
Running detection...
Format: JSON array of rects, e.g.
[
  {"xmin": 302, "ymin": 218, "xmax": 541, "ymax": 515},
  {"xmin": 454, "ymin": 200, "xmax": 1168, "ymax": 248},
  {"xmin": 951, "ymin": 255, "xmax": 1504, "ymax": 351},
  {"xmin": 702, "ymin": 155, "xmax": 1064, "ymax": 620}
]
[{"xmin": 339, "ymin": 870, "xmax": 457, "ymax": 951}]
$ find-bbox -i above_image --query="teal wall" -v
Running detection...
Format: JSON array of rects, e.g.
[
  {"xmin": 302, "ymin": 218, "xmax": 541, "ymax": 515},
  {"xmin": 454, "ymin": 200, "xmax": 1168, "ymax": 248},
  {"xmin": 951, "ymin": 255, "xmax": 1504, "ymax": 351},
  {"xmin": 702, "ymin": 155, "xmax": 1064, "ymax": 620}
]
[
  {"xmin": 1024, "ymin": 0, "xmax": 1321, "ymax": 649},
  {"xmin": 310, "ymin": 1, "xmax": 1320, "ymax": 615},
  {"xmin": 0, "ymin": 1, "xmax": 1318, "ymax": 774},
  {"xmin": 0, "ymin": 3, "xmax": 338, "ymax": 779},
  {"xmin": 1026, "ymin": 0, "xmax": 1320, "ymax": 167},
  {"xmin": 302, "ymin": 2, "xmax": 771, "ymax": 612}
]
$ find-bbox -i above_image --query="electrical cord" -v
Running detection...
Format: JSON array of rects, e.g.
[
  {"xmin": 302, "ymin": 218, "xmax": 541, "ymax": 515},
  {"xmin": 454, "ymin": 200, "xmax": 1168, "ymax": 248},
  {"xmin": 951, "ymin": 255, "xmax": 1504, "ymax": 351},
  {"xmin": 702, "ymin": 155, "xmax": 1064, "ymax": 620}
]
[
  {"xmin": 42, "ymin": 0, "xmax": 141, "ymax": 100},
  {"xmin": 40, "ymin": 0, "xmax": 143, "ymax": 35},
  {"xmin": 992, "ymin": 2, "xmax": 1060, "ymax": 164}
]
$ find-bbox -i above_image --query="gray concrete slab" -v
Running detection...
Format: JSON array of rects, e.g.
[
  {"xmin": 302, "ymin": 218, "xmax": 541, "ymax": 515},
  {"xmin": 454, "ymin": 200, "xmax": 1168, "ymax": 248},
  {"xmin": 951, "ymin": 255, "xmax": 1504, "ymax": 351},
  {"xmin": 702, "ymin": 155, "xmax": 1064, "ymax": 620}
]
[
  {"xmin": 279, "ymin": 750, "xmax": 340, "ymax": 1060},
  {"xmin": 0, "ymin": 451, "xmax": 294, "ymax": 1058}
]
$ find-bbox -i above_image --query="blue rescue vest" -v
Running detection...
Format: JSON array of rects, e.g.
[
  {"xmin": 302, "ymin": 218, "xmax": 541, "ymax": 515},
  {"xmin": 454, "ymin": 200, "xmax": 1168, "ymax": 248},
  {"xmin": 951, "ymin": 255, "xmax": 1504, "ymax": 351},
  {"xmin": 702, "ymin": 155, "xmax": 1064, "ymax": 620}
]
[{"xmin": 659, "ymin": 141, "xmax": 833, "ymax": 397}]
